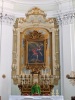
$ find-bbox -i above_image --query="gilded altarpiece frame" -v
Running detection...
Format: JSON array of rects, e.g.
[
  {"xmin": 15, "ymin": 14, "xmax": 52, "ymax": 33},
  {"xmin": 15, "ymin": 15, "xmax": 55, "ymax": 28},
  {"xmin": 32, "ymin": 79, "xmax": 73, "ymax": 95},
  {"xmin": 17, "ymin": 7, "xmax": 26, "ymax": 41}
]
[{"xmin": 12, "ymin": 7, "xmax": 60, "ymax": 95}]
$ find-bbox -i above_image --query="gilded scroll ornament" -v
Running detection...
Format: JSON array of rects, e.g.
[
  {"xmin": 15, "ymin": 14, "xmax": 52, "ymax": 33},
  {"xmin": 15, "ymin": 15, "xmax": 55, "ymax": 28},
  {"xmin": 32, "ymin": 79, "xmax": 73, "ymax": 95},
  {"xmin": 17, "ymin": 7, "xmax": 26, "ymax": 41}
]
[{"xmin": 26, "ymin": 7, "xmax": 46, "ymax": 17}]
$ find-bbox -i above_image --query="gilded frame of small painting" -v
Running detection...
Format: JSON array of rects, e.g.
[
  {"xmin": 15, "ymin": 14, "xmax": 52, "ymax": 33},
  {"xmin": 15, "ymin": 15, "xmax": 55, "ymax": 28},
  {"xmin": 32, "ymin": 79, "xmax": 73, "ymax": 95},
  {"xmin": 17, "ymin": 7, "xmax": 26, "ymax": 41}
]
[
  {"xmin": 27, "ymin": 40, "xmax": 45, "ymax": 64},
  {"xmin": 25, "ymin": 30, "xmax": 47, "ymax": 71}
]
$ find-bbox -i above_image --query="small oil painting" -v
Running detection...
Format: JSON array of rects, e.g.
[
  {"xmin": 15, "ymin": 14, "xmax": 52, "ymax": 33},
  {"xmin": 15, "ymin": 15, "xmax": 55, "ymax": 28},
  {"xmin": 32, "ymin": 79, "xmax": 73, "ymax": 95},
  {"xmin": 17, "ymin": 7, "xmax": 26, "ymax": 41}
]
[{"xmin": 28, "ymin": 41, "xmax": 44, "ymax": 63}]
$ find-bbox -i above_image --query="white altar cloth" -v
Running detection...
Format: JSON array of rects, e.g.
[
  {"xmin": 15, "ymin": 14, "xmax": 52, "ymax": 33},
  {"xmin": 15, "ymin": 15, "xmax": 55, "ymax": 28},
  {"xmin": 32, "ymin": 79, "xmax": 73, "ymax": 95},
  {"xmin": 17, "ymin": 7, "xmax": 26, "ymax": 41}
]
[{"xmin": 9, "ymin": 96, "xmax": 64, "ymax": 100}]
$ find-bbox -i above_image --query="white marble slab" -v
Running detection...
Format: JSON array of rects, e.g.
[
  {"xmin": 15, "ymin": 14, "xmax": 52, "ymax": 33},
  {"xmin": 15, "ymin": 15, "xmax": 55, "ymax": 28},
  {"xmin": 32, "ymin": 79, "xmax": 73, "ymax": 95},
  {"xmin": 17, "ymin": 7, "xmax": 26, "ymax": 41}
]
[{"xmin": 9, "ymin": 96, "xmax": 64, "ymax": 100}]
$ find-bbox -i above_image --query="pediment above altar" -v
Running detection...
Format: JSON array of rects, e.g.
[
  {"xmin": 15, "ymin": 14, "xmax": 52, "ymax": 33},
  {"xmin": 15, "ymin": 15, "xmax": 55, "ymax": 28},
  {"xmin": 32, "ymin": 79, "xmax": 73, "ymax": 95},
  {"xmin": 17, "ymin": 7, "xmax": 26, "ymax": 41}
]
[{"xmin": 13, "ymin": 7, "xmax": 58, "ymax": 30}]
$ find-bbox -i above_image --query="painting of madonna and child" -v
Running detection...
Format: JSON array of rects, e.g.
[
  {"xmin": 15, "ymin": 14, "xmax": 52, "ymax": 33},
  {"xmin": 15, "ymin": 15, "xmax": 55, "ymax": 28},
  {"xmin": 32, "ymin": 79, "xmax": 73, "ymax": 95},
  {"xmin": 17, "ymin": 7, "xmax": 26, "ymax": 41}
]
[{"xmin": 28, "ymin": 41, "xmax": 44, "ymax": 63}]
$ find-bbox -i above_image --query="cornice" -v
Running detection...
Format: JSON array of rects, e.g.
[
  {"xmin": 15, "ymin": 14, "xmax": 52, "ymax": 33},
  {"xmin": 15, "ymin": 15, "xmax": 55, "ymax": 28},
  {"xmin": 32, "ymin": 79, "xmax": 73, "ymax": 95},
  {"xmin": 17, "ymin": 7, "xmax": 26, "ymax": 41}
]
[{"xmin": 1, "ymin": 10, "xmax": 75, "ymax": 26}]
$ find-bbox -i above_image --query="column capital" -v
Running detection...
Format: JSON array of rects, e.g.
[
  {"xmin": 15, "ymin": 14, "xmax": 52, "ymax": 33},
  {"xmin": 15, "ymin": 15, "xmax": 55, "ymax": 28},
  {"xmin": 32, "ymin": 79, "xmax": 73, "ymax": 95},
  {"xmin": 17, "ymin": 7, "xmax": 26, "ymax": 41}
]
[
  {"xmin": 57, "ymin": 11, "xmax": 75, "ymax": 25},
  {"xmin": 0, "ymin": 13, "xmax": 15, "ymax": 25}
]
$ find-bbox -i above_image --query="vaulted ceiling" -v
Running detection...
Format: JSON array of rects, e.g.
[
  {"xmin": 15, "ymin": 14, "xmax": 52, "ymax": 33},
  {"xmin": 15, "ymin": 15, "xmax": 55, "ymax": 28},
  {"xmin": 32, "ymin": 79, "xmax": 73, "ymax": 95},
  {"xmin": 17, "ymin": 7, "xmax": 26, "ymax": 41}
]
[{"xmin": 0, "ymin": 0, "xmax": 75, "ymax": 17}]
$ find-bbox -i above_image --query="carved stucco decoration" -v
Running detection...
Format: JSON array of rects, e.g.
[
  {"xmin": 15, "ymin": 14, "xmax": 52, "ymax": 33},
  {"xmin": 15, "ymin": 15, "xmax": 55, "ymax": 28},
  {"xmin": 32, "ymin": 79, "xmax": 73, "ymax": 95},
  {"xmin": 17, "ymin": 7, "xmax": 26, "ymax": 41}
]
[
  {"xmin": 26, "ymin": 30, "xmax": 44, "ymax": 40},
  {"xmin": 0, "ymin": 13, "xmax": 15, "ymax": 25},
  {"xmin": 57, "ymin": 12, "xmax": 75, "ymax": 25},
  {"xmin": 13, "ymin": 7, "xmax": 58, "ymax": 29},
  {"xmin": 26, "ymin": 7, "xmax": 46, "ymax": 17},
  {"xmin": 12, "ymin": 7, "xmax": 60, "ymax": 85}
]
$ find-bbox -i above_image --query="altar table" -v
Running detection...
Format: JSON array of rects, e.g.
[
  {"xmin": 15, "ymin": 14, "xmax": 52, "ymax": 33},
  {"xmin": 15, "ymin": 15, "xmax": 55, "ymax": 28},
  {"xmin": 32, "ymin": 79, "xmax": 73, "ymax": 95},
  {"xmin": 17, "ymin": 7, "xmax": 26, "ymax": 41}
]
[{"xmin": 9, "ymin": 96, "xmax": 64, "ymax": 100}]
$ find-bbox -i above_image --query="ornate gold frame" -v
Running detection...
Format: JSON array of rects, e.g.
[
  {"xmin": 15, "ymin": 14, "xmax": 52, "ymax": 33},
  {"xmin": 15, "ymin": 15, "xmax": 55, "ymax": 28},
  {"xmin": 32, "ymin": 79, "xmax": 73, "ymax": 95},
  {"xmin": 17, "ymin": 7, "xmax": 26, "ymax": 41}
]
[{"xmin": 24, "ymin": 30, "xmax": 48, "ymax": 72}]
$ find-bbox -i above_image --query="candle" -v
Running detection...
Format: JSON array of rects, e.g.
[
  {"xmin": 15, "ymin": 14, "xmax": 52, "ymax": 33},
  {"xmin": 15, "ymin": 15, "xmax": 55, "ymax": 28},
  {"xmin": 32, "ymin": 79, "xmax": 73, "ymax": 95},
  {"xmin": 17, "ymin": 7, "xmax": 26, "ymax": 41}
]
[{"xmin": 56, "ymin": 89, "xmax": 59, "ymax": 95}]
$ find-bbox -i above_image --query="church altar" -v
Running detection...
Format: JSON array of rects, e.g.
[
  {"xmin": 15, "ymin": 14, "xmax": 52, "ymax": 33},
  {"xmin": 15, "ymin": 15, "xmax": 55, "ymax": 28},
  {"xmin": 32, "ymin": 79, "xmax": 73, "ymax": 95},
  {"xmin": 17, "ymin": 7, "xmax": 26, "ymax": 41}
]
[{"xmin": 9, "ymin": 96, "xmax": 64, "ymax": 100}]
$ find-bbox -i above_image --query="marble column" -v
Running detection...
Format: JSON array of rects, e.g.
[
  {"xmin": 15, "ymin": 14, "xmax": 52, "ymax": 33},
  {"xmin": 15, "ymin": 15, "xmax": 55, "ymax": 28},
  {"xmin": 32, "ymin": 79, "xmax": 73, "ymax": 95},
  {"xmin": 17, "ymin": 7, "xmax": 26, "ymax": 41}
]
[
  {"xmin": 57, "ymin": 11, "xmax": 75, "ymax": 100},
  {"xmin": 0, "ymin": 13, "xmax": 15, "ymax": 100}
]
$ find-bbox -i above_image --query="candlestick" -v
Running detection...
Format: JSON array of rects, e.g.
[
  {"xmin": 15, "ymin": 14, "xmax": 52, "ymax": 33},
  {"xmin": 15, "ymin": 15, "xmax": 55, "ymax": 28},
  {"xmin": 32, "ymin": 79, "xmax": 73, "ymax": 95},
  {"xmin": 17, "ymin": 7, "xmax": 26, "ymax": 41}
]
[
  {"xmin": 51, "ymin": 89, "xmax": 54, "ymax": 95},
  {"xmin": 56, "ymin": 89, "xmax": 59, "ymax": 95}
]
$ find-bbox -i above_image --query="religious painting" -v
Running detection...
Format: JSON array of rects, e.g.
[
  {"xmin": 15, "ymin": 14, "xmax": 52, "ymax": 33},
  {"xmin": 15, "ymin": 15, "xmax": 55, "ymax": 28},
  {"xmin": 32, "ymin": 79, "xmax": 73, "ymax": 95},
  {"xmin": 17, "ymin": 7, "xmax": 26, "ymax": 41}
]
[{"xmin": 28, "ymin": 41, "xmax": 44, "ymax": 63}]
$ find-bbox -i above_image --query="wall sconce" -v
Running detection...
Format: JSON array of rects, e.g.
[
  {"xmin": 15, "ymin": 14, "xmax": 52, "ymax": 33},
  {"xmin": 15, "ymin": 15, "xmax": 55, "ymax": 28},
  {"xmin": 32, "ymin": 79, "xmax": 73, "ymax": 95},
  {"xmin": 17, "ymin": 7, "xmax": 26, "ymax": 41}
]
[
  {"xmin": 2, "ymin": 74, "xmax": 6, "ymax": 79},
  {"xmin": 66, "ymin": 71, "xmax": 75, "ymax": 86}
]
